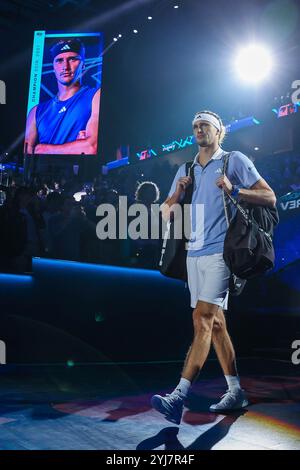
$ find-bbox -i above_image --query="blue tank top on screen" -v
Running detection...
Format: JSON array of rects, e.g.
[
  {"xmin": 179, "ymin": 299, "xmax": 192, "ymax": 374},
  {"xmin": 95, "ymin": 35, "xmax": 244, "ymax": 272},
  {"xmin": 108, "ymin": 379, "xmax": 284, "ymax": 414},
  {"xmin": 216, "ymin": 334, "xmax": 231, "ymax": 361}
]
[{"xmin": 36, "ymin": 86, "xmax": 98, "ymax": 145}]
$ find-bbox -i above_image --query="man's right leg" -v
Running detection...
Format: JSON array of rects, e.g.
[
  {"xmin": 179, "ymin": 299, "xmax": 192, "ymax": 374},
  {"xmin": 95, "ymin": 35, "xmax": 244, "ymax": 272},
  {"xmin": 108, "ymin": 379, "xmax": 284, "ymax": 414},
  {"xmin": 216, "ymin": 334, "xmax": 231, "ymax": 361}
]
[{"xmin": 181, "ymin": 300, "xmax": 220, "ymax": 381}]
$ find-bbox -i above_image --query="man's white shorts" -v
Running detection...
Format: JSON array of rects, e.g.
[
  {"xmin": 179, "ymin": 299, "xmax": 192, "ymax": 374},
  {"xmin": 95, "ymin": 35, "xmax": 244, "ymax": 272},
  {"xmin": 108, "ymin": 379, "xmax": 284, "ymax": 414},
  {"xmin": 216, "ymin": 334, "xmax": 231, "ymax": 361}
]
[{"xmin": 187, "ymin": 253, "xmax": 230, "ymax": 309}]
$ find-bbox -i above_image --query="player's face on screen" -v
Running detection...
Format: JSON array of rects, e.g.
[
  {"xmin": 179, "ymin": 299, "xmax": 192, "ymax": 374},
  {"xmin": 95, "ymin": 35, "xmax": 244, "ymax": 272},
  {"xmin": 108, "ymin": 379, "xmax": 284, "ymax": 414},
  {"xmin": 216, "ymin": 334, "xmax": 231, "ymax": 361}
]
[{"xmin": 53, "ymin": 52, "xmax": 84, "ymax": 86}]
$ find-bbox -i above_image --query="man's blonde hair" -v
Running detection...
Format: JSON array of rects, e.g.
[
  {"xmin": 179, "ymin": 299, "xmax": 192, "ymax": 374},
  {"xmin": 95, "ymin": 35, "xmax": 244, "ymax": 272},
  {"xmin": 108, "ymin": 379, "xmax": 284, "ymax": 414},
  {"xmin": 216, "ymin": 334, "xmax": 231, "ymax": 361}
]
[{"xmin": 195, "ymin": 110, "xmax": 226, "ymax": 145}]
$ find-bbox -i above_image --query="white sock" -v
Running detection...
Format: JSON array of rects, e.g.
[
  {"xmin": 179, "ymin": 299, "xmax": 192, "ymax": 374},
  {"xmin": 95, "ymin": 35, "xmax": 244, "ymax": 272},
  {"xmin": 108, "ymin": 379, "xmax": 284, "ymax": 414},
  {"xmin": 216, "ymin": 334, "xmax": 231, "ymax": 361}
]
[
  {"xmin": 225, "ymin": 375, "xmax": 241, "ymax": 392},
  {"xmin": 172, "ymin": 378, "xmax": 191, "ymax": 398}
]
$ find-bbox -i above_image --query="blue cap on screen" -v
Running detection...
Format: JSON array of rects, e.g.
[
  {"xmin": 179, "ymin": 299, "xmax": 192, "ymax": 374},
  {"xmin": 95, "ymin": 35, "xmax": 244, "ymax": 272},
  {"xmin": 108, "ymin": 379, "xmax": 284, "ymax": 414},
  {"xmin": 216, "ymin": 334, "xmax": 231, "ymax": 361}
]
[{"xmin": 50, "ymin": 38, "xmax": 85, "ymax": 61}]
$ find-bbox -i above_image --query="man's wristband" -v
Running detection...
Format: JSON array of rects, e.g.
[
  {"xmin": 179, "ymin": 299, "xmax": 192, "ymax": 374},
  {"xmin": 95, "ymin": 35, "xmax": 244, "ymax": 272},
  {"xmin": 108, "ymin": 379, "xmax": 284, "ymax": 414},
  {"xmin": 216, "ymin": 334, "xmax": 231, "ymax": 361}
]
[{"xmin": 231, "ymin": 186, "xmax": 240, "ymax": 197}]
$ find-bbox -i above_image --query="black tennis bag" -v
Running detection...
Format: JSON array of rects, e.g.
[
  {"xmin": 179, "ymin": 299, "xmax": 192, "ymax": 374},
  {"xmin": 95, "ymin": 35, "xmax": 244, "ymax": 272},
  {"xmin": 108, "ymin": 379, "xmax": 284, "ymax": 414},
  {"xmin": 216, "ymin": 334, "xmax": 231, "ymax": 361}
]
[
  {"xmin": 222, "ymin": 152, "xmax": 279, "ymax": 281},
  {"xmin": 223, "ymin": 200, "xmax": 279, "ymax": 279},
  {"xmin": 158, "ymin": 162, "xmax": 194, "ymax": 282}
]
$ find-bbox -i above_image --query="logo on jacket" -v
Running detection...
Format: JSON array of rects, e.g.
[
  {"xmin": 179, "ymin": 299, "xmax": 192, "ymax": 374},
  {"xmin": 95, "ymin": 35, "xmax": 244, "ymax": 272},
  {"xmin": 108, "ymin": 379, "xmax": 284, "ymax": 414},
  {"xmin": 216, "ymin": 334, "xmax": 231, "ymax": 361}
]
[
  {"xmin": 215, "ymin": 168, "xmax": 222, "ymax": 174},
  {"xmin": 58, "ymin": 106, "xmax": 67, "ymax": 114}
]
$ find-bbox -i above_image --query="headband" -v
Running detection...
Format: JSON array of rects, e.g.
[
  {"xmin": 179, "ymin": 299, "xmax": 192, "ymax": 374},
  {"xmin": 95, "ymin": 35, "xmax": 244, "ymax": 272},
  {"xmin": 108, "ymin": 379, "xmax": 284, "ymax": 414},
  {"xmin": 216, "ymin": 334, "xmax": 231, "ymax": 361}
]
[
  {"xmin": 192, "ymin": 112, "xmax": 221, "ymax": 131},
  {"xmin": 50, "ymin": 39, "xmax": 85, "ymax": 61}
]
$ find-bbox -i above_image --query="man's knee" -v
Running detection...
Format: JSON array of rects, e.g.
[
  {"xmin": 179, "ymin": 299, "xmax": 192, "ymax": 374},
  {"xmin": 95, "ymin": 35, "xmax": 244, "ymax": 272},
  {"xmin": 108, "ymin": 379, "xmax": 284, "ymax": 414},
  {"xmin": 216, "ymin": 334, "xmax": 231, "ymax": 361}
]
[
  {"xmin": 212, "ymin": 308, "xmax": 227, "ymax": 334},
  {"xmin": 212, "ymin": 317, "xmax": 224, "ymax": 333},
  {"xmin": 192, "ymin": 301, "xmax": 219, "ymax": 334}
]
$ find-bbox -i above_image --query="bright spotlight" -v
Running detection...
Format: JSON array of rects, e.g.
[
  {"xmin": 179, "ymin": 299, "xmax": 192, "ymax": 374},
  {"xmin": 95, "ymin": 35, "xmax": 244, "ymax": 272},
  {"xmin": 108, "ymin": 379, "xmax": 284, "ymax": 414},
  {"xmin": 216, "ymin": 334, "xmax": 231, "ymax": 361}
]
[{"xmin": 235, "ymin": 44, "xmax": 273, "ymax": 84}]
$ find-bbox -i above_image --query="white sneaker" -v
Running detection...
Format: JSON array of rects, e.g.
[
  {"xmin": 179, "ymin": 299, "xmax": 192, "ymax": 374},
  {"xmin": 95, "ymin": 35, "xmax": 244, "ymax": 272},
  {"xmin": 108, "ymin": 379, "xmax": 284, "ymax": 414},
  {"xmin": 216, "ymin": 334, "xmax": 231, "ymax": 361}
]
[
  {"xmin": 151, "ymin": 392, "xmax": 184, "ymax": 425},
  {"xmin": 209, "ymin": 389, "xmax": 249, "ymax": 412}
]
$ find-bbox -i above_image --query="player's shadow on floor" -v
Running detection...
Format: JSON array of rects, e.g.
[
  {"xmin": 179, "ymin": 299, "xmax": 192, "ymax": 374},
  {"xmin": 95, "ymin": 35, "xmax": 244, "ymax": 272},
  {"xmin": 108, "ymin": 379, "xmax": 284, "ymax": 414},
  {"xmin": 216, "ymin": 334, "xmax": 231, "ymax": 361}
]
[
  {"xmin": 137, "ymin": 427, "xmax": 184, "ymax": 450},
  {"xmin": 137, "ymin": 410, "xmax": 247, "ymax": 450},
  {"xmin": 187, "ymin": 411, "xmax": 247, "ymax": 450}
]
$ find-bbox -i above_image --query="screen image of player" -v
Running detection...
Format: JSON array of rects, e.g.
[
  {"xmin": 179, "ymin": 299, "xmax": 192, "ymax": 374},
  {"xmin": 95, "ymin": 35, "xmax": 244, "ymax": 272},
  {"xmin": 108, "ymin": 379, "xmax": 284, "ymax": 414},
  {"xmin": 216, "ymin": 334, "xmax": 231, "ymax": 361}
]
[{"xmin": 25, "ymin": 31, "xmax": 103, "ymax": 156}]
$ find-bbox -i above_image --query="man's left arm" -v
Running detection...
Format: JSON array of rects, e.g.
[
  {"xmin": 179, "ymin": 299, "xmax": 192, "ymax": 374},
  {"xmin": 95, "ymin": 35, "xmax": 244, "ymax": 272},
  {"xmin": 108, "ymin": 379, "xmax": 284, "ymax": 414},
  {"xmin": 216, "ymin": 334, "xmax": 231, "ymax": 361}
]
[
  {"xmin": 217, "ymin": 175, "xmax": 277, "ymax": 208},
  {"xmin": 35, "ymin": 89, "xmax": 101, "ymax": 155}
]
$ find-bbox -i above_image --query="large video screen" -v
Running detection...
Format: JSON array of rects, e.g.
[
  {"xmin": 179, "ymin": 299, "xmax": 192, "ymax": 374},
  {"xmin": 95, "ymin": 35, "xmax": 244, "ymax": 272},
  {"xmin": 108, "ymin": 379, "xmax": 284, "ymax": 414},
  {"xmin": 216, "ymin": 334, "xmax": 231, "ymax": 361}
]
[{"xmin": 25, "ymin": 31, "xmax": 103, "ymax": 156}]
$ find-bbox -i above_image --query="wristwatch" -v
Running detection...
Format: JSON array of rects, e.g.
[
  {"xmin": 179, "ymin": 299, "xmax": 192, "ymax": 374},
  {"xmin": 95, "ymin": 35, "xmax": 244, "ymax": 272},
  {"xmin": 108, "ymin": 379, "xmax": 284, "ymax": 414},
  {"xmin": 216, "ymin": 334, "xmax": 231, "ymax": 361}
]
[{"xmin": 231, "ymin": 185, "xmax": 240, "ymax": 197}]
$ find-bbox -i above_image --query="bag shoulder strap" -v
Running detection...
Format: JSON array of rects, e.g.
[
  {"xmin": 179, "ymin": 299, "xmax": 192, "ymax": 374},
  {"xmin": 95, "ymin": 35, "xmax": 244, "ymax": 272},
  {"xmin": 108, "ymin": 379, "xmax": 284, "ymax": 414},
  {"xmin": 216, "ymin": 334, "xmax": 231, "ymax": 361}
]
[
  {"xmin": 222, "ymin": 152, "xmax": 251, "ymax": 224},
  {"xmin": 222, "ymin": 153, "xmax": 233, "ymax": 227},
  {"xmin": 222, "ymin": 152, "xmax": 231, "ymax": 175},
  {"xmin": 185, "ymin": 160, "xmax": 194, "ymax": 177},
  {"xmin": 182, "ymin": 160, "xmax": 195, "ymax": 204}
]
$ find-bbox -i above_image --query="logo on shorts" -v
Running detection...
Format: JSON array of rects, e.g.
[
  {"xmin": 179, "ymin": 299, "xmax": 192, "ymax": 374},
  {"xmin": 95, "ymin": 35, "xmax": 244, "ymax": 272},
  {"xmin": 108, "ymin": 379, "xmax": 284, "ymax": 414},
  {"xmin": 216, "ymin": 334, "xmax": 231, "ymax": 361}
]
[{"xmin": 215, "ymin": 168, "xmax": 222, "ymax": 174}]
